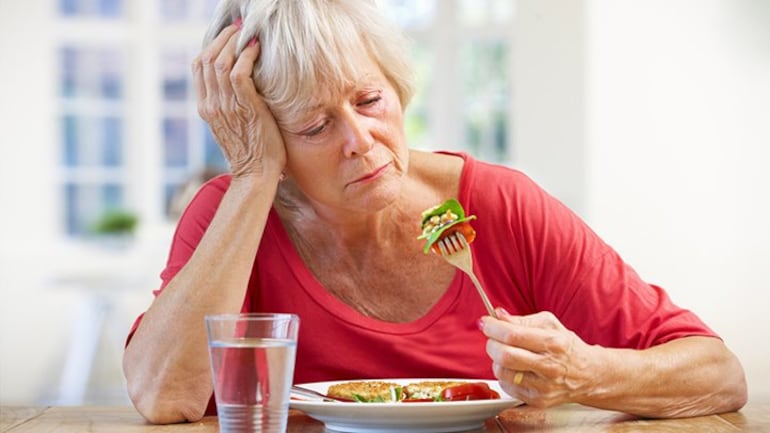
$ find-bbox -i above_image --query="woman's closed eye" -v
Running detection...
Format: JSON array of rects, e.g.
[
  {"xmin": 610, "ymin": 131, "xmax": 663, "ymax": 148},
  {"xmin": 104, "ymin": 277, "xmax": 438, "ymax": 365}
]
[
  {"xmin": 303, "ymin": 120, "xmax": 330, "ymax": 137},
  {"xmin": 358, "ymin": 95, "xmax": 382, "ymax": 107},
  {"xmin": 295, "ymin": 91, "xmax": 383, "ymax": 138}
]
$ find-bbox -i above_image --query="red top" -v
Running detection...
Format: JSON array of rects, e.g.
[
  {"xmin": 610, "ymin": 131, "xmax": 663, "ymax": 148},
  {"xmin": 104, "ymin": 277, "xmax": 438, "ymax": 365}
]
[{"xmin": 128, "ymin": 152, "xmax": 716, "ymax": 413}]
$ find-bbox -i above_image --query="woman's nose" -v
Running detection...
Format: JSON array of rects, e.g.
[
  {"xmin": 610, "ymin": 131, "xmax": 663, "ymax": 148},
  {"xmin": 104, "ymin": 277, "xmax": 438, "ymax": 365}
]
[{"xmin": 340, "ymin": 111, "xmax": 374, "ymax": 157}]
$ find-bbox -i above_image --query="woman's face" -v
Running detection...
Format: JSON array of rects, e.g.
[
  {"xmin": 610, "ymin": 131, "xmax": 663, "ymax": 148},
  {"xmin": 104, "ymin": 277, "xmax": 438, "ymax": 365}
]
[{"xmin": 278, "ymin": 56, "xmax": 409, "ymax": 215}]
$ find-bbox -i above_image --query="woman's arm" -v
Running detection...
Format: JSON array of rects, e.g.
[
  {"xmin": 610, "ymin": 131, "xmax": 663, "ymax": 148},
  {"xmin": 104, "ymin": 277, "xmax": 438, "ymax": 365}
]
[
  {"xmin": 123, "ymin": 179, "xmax": 277, "ymax": 424},
  {"xmin": 481, "ymin": 310, "xmax": 747, "ymax": 418},
  {"xmin": 123, "ymin": 22, "xmax": 286, "ymax": 424}
]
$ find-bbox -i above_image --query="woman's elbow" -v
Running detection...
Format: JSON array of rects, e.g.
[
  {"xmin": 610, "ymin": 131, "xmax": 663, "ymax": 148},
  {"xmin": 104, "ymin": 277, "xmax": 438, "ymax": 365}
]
[
  {"xmin": 123, "ymin": 354, "xmax": 209, "ymax": 424},
  {"xmin": 126, "ymin": 378, "xmax": 208, "ymax": 424},
  {"xmin": 723, "ymin": 353, "xmax": 749, "ymax": 413},
  {"xmin": 704, "ymin": 343, "xmax": 748, "ymax": 416}
]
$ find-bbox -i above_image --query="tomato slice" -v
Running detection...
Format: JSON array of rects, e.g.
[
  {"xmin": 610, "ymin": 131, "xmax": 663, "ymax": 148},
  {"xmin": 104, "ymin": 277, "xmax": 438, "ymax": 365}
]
[
  {"xmin": 429, "ymin": 222, "xmax": 477, "ymax": 255},
  {"xmin": 440, "ymin": 382, "xmax": 500, "ymax": 401}
]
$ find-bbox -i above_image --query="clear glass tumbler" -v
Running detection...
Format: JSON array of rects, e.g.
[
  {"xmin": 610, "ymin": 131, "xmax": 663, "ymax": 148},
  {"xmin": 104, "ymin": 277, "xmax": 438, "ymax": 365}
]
[{"xmin": 205, "ymin": 313, "xmax": 300, "ymax": 433}]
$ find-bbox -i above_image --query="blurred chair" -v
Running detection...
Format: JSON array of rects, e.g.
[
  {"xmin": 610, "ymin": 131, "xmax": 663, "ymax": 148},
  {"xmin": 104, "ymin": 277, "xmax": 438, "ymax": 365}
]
[{"xmin": 168, "ymin": 167, "xmax": 225, "ymax": 220}]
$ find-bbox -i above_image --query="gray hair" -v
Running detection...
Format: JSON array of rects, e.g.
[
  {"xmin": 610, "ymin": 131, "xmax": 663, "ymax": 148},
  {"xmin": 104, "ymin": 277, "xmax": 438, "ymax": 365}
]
[{"xmin": 202, "ymin": 0, "xmax": 415, "ymax": 122}]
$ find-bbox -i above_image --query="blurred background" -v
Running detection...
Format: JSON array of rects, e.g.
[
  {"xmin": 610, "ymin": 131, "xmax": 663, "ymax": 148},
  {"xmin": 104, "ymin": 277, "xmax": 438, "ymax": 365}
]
[{"xmin": 1, "ymin": 0, "xmax": 768, "ymax": 406}]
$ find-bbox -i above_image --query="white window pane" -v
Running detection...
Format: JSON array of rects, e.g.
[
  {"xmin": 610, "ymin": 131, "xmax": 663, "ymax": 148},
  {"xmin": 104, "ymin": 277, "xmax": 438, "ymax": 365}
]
[
  {"xmin": 404, "ymin": 41, "xmax": 432, "ymax": 149},
  {"xmin": 161, "ymin": 0, "xmax": 190, "ymax": 21},
  {"xmin": 99, "ymin": 50, "xmax": 124, "ymax": 99},
  {"xmin": 459, "ymin": 0, "xmax": 515, "ymax": 26},
  {"xmin": 61, "ymin": 115, "xmax": 123, "ymax": 167},
  {"xmin": 58, "ymin": 0, "xmax": 124, "ymax": 17},
  {"xmin": 163, "ymin": 117, "xmax": 189, "ymax": 167},
  {"xmin": 203, "ymin": 0, "xmax": 219, "ymax": 19},
  {"xmin": 377, "ymin": 0, "xmax": 436, "ymax": 29},
  {"xmin": 461, "ymin": 39, "xmax": 510, "ymax": 161},
  {"xmin": 65, "ymin": 183, "xmax": 124, "ymax": 235},
  {"xmin": 162, "ymin": 50, "xmax": 190, "ymax": 101},
  {"xmin": 59, "ymin": 0, "xmax": 79, "ymax": 16},
  {"xmin": 59, "ymin": 46, "xmax": 124, "ymax": 99},
  {"xmin": 98, "ymin": 0, "xmax": 123, "ymax": 17}
]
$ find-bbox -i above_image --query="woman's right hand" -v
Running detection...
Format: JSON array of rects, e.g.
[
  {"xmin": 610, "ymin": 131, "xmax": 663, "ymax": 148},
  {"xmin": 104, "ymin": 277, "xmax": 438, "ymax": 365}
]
[{"xmin": 192, "ymin": 21, "xmax": 286, "ymax": 181}]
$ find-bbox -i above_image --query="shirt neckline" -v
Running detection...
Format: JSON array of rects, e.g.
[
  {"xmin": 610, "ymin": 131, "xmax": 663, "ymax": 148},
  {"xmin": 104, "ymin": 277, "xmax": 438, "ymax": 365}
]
[{"xmin": 266, "ymin": 151, "xmax": 475, "ymax": 334}]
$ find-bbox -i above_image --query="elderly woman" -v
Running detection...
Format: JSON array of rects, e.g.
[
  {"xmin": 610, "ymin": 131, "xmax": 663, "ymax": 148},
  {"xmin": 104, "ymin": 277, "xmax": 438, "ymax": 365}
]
[{"xmin": 123, "ymin": 0, "xmax": 747, "ymax": 424}]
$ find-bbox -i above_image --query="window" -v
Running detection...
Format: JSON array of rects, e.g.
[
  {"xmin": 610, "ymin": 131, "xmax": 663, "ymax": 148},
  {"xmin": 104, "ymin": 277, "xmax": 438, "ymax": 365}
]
[
  {"xmin": 58, "ymin": 45, "xmax": 127, "ymax": 235},
  {"xmin": 59, "ymin": 0, "xmax": 124, "ymax": 18},
  {"xmin": 54, "ymin": 0, "xmax": 515, "ymax": 238},
  {"xmin": 157, "ymin": 1, "xmax": 229, "ymax": 217},
  {"xmin": 160, "ymin": 46, "xmax": 228, "ymax": 216},
  {"xmin": 160, "ymin": 0, "xmax": 219, "ymax": 21},
  {"xmin": 379, "ymin": 0, "xmax": 514, "ymax": 162}
]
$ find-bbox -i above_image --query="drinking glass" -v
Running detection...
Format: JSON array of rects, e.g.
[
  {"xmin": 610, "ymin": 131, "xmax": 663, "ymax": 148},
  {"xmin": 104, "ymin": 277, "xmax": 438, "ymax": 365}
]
[{"xmin": 205, "ymin": 313, "xmax": 300, "ymax": 433}]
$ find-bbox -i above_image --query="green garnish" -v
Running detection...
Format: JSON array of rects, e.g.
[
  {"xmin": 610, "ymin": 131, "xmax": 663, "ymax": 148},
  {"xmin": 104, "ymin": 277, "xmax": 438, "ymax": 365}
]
[
  {"xmin": 417, "ymin": 198, "xmax": 476, "ymax": 254},
  {"xmin": 351, "ymin": 386, "xmax": 403, "ymax": 403}
]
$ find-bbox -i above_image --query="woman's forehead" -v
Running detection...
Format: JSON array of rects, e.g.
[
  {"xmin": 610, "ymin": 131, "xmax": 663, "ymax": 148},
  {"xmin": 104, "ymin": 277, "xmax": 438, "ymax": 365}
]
[{"xmin": 279, "ymin": 60, "xmax": 388, "ymax": 117}]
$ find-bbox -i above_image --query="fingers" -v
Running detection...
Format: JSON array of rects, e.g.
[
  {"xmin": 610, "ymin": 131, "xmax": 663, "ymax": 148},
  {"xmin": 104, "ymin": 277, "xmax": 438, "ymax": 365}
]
[
  {"xmin": 481, "ymin": 311, "xmax": 577, "ymax": 381},
  {"xmin": 192, "ymin": 25, "xmax": 238, "ymax": 105},
  {"xmin": 493, "ymin": 363, "xmax": 562, "ymax": 408},
  {"xmin": 496, "ymin": 309, "xmax": 563, "ymax": 330},
  {"xmin": 487, "ymin": 333, "xmax": 579, "ymax": 385},
  {"xmin": 479, "ymin": 310, "xmax": 598, "ymax": 409},
  {"xmin": 193, "ymin": 20, "xmax": 263, "ymax": 123},
  {"xmin": 232, "ymin": 36, "xmax": 260, "ymax": 80},
  {"xmin": 231, "ymin": 38, "xmax": 261, "ymax": 106},
  {"xmin": 213, "ymin": 29, "xmax": 241, "ymax": 103},
  {"xmin": 483, "ymin": 310, "xmax": 570, "ymax": 355},
  {"xmin": 189, "ymin": 18, "xmax": 286, "ymax": 180}
]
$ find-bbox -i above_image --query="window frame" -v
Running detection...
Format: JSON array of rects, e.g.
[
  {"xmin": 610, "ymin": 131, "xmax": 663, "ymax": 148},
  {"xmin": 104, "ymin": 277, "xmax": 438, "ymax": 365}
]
[{"xmin": 53, "ymin": 0, "xmax": 516, "ymax": 239}]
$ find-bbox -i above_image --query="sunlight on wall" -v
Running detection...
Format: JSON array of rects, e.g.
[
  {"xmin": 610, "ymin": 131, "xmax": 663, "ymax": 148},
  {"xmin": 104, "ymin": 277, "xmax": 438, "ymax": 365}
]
[{"xmin": 585, "ymin": 0, "xmax": 770, "ymax": 396}]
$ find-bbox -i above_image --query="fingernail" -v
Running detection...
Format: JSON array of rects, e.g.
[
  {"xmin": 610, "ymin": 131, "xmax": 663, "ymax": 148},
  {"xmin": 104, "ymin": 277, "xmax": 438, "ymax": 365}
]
[
  {"xmin": 248, "ymin": 37, "xmax": 257, "ymax": 47},
  {"xmin": 495, "ymin": 307, "xmax": 510, "ymax": 317},
  {"xmin": 233, "ymin": 17, "xmax": 243, "ymax": 28},
  {"xmin": 476, "ymin": 318, "xmax": 485, "ymax": 331}
]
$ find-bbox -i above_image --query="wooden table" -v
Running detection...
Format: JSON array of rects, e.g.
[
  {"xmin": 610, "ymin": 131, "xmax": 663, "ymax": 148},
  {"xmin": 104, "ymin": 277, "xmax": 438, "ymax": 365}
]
[{"xmin": 2, "ymin": 400, "xmax": 769, "ymax": 432}]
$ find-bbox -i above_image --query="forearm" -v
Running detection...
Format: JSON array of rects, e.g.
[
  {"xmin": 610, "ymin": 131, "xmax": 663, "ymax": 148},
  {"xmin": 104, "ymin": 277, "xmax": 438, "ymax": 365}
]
[
  {"xmin": 581, "ymin": 336, "xmax": 747, "ymax": 418},
  {"xmin": 123, "ymin": 178, "xmax": 278, "ymax": 424}
]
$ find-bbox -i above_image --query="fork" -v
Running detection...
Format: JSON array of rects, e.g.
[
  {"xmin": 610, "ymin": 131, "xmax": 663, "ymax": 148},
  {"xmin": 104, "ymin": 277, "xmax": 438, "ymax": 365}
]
[
  {"xmin": 291, "ymin": 385, "xmax": 352, "ymax": 402},
  {"xmin": 437, "ymin": 232, "xmax": 498, "ymax": 318}
]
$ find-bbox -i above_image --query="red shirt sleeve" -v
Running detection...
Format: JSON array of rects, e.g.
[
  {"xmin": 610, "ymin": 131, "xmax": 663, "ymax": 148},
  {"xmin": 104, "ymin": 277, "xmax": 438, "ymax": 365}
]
[{"xmin": 462, "ymin": 157, "xmax": 717, "ymax": 349}]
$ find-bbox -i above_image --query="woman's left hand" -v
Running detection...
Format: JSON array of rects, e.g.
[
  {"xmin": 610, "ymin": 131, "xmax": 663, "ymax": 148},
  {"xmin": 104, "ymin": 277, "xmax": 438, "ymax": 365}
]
[{"xmin": 479, "ymin": 309, "xmax": 599, "ymax": 408}]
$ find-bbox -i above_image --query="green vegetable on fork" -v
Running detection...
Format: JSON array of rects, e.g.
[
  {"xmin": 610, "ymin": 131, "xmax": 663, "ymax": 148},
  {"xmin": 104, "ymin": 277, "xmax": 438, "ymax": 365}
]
[{"xmin": 417, "ymin": 198, "xmax": 477, "ymax": 254}]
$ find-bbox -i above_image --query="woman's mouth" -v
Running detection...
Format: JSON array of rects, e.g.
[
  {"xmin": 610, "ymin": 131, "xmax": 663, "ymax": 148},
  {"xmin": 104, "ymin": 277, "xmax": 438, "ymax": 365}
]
[{"xmin": 350, "ymin": 162, "xmax": 391, "ymax": 185}]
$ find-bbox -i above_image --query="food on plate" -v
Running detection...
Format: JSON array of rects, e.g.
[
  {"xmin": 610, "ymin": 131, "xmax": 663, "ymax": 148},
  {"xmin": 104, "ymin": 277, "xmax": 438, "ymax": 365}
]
[
  {"xmin": 433, "ymin": 382, "xmax": 501, "ymax": 402},
  {"xmin": 417, "ymin": 199, "xmax": 477, "ymax": 254},
  {"xmin": 326, "ymin": 380, "xmax": 500, "ymax": 403},
  {"xmin": 327, "ymin": 380, "xmax": 403, "ymax": 403}
]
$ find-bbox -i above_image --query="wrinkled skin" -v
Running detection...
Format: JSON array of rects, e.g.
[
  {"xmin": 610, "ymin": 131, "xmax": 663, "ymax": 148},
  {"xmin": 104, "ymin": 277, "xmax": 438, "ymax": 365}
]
[
  {"xmin": 480, "ymin": 308, "xmax": 747, "ymax": 418},
  {"xmin": 194, "ymin": 22, "xmax": 286, "ymax": 181}
]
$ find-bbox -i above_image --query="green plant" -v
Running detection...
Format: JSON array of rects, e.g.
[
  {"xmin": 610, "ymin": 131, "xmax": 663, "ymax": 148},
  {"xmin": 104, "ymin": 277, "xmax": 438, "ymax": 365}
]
[{"xmin": 92, "ymin": 209, "xmax": 139, "ymax": 235}]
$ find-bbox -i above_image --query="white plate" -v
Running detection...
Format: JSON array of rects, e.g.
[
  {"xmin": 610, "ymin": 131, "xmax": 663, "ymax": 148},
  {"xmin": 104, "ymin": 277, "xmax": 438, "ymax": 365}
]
[{"xmin": 290, "ymin": 378, "xmax": 523, "ymax": 433}]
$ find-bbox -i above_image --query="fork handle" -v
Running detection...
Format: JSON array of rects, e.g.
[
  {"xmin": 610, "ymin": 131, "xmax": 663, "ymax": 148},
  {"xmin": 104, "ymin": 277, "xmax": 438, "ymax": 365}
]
[{"xmin": 464, "ymin": 271, "xmax": 498, "ymax": 318}]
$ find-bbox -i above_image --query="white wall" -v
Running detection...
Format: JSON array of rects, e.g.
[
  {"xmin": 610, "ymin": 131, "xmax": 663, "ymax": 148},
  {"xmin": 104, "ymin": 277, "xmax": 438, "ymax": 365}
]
[
  {"xmin": 514, "ymin": 0, "xmax": 770, "ymax": 398},
  {"xmin": 512, "ymin": 0, "xmax": 587, "ymax": 215},
  {"xmin": 586, "ymin": 0, "xmax": 770, "ymax": 397}
]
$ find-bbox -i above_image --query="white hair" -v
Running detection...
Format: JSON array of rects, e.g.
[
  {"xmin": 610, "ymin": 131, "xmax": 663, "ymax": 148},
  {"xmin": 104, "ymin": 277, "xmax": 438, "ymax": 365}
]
[{"xmin": 202, "ymin": 0, "xmax": 415, "ymax": 121}]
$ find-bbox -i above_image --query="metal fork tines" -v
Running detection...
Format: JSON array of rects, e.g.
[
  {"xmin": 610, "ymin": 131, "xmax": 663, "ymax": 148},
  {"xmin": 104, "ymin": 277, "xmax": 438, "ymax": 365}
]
[
  {"xmin": 437, "ymin": 232, "xmax": 497, "ymax": 318},
  {"xmin": 291, "ymin": 385, "xmax": 351, "ymax": 402}
]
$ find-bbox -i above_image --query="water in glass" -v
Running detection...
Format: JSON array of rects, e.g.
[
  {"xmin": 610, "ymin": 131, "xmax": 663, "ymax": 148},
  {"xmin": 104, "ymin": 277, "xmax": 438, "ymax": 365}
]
[{"xmin": 209, "ymin": 337, "xmax": 297, "ymax": 433}]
